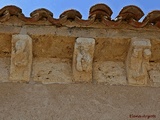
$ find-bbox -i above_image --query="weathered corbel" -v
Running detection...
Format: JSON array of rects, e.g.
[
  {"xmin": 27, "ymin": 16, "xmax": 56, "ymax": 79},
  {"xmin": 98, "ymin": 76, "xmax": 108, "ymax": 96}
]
[
  {"xmin": 72, "ymin": 38, "xmax": 95, "ymax": 83},
  {"xmin": 10, "ymin": 34, "xmax": 32, "ymax": 82},
  {"xmin": 126, "ymin": 37, "xmax": 151, "ymax": 85}
]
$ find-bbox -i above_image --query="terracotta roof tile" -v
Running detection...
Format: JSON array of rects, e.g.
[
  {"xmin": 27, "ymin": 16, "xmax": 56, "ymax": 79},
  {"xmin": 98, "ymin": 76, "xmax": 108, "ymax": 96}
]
[
  {"xmin": 0, "ymin": 4, "xmax": 160, "ymax": 28},
  {"xmin": 60, "ymin": 9, "xmax": 82, "ymax": 20},
  {"xmin": 0, "ymin": 5, "xmax": 23, "ymax": 22},
  {"xmin": 117, "ymin": 5, "xmax": 144, "ymax": 21},
  {"xmin": 30, "ymin": 8, "xmax": 53, "ymax": 18},
  {"xmin": 143, "ymin": 10, "xmax": 160, "ymax": 23},
  {"xmin": 89, "ymin": 3, "xmax": 113, "ymax": 20}
]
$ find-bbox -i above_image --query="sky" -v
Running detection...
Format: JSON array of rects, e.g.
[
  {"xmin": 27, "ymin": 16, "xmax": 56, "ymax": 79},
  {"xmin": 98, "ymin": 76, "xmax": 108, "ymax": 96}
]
[{"xmin": 0, "ymin": 0, "xmax": 160, "ymax": 20}]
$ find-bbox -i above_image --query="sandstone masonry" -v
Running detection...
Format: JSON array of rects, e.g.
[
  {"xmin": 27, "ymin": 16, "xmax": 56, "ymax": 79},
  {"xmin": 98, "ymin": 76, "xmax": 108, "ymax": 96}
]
[{"xmin": 0, "ymin": 4, "xmax": 160, "ymax": 87}]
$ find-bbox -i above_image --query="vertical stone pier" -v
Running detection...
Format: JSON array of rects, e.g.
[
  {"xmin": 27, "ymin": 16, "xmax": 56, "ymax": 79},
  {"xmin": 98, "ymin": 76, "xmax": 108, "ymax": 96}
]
[
  {"xmin": 10, "ymin": 34, "xmax": 32, "ymax": 82},
  {"xmin": 126, "ymin": 37, "xmax": 151, "ymax": 85},
  {"xmin": 72, "ymin": 38, "xmax": 95, "ymax": 82}
]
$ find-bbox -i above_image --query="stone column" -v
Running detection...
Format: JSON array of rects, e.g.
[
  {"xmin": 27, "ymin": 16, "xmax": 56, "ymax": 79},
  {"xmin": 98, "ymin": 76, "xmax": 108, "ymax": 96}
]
[
  {"xmin": 72, "ymin": 38, "xmax": 95, "ymax": 82},
  {"xmin": 10, "ymin": 34, "xmax": 32, "ymax": 82},
  {"xmin": 126, "ymin": 37, "xmax": 151, "ymax": 85}
]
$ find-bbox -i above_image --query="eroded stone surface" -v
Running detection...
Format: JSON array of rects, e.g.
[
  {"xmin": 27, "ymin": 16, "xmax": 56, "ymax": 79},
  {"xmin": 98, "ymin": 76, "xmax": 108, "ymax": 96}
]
[
  {"xmin": 126, "ymin": 38, "xmax": 151, "ymax": 85},
  {"xmin": 32, "ymin": 35, "xmax": 75, "ymax": 59},
  {"xmin": 0, "ymin": 58, "xmax": 10, "ymax": 82},
  {"xmin": 72, "ymin": 38, "xmax": 95, "ymax": 82},
  {"xmin": 94, "ymin": 38, "xmax": 130, "ymax": 61},
  {"xmin": 149, "ymin": 63, "xmax": 160, "ymax": 87},
  {"xmin": 93, "ymin": 61, "xmax": 127, "ymax": 85},
  {"xmin": 0, "ymin": 34, "xmax": 11, "ymax": 57},
  {"xmin": 0, "ymin": 83, "xmax": 160, "ymax": 120},
  {"xmin": 0, "ymin": 24, "xmax": 160, "ymax": 87},
  {"xmin": 32, "ymin": 58, "xmax": 73, "ymax": 84},
  {"xmin": 10, "ymin": 34, "xmax": 32, "ymax": 82}
]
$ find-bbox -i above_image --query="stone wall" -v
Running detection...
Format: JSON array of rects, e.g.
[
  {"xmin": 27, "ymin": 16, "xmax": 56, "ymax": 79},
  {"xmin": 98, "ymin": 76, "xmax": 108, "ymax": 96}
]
[{"xmin": 0, "ymin": 24, "xmax": 160, "ymax": 87}]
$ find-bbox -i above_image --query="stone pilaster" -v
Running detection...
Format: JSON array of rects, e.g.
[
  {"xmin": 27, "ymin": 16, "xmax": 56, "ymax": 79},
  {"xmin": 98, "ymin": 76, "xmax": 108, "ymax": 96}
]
[
  {"xmin": 10, "ymin": 34, "xmax": 32, "ymax": 82},
  {"xmin": 72, "ymin": 38, "xmax": 95, "ymax": 82},
  {"xmin": 126, "ymin": 37, "xmax": 151, "ymax": 85}
]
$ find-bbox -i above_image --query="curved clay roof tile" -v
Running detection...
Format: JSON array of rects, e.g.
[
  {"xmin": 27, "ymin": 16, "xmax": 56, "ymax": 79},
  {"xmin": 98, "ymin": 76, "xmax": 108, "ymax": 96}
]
[
  {"xmin": 29, "ymin": 8, "xmax": 64, "ymax": 26},
  {"xmin": 117, "ymin": 5, "xmax": 144, "ymax": 21},
  {"xmin": 89, "ymin": 4, "xmax": 112, "ymax": 20},
  {"xmin": 0, "ymin": 5, "xmax": 23, "ymax": 22},
  {"xmin": 0, "ymin": 5, "xmax": 22, "ymax": 16},
  {"xmin": 59, "ymin": 9, "xmax": 82, "ymax": 20},
  {"xmin": 30, "ymin": 8, "xmax": 53, "ymax": 18},
  {"xmin": 89, "ymin": 3, "xmax": 113, "ymax": 16},
  {"xmin": 0, "ymin": 4, "xmax": 160, "ymax": 28},
  {"xmin": 143, "ymin": 10, "xmax": 160, "ymax": 23}
]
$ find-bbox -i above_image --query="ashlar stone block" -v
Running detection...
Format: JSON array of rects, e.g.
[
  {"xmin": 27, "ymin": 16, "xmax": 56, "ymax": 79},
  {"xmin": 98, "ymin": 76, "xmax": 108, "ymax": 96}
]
[
  {"xmin": 93, "ymin": 61, "xmax": 127, "ymax": 85},
  {"xmin": 10, "ymin": 34, "xmax": 32, "ymax": 82},
  {"xmin": 149, "ymin": 63, "xmax": 160, "ymax": 87},
  {"xmin": 72, "ymin": 37, "xmax": 95, "ymax": 82},
  {"xmin": 32, "ymin": 58, "xmax": 73, "ymax": 84},
  {"xmin": 0, "ymin": 58, "xmax": 10, "ymax": 82},
  {"xmin": 126, "ymin": 37, "xmax": 151, "ymax": 85}
]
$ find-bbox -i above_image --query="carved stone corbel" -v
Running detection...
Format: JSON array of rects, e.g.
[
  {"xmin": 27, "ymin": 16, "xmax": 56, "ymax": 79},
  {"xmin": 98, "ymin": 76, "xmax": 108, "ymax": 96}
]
[
  {"xmin": 10, "ymin": 34, "xmax": 32, "ymax": 82},
  {"xmin": 72, "ymin": 38, "xmax": 95, "ymax": 83},
  {"xmin": 126, "ymin": 38, "xmax": 151, "ymax": 85}
]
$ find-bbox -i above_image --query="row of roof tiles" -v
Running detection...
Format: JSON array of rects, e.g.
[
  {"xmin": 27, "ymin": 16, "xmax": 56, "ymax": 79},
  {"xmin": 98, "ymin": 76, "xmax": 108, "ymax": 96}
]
[{"xmin": 0, "ymin": 4, "xmax": 160, "ymax": 28}]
